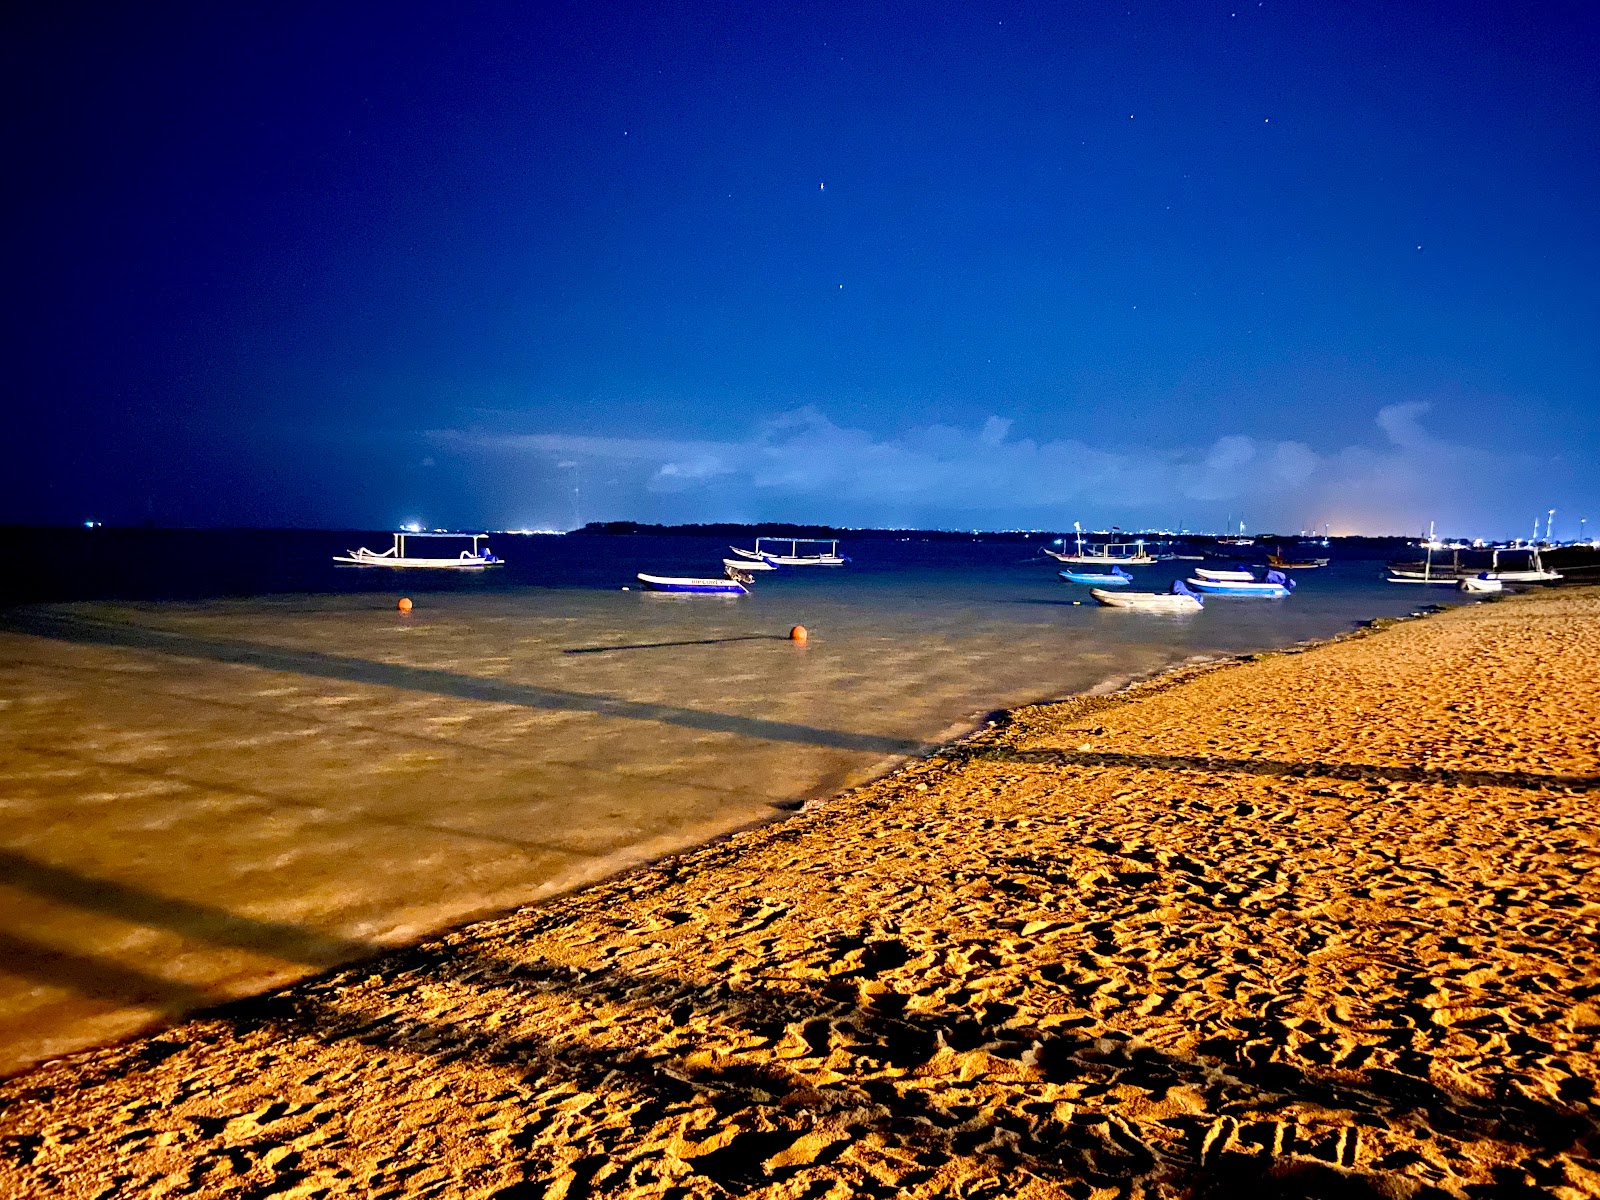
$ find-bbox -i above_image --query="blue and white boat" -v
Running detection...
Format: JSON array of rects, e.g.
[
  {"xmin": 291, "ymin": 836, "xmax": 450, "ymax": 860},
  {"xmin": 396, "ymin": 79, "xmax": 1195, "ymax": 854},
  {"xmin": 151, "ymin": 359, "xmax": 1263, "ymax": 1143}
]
[
  {"xmin": 1186, "ymin": 569, "xmax": 1295, "ymax": 598},
  {"xmin": 1059, "ymin": 566, "xmax": 1133, "ymax": 586},
  {"xmin": 637, "ymin": 573, "xmax": 749, "ymax": 595}
]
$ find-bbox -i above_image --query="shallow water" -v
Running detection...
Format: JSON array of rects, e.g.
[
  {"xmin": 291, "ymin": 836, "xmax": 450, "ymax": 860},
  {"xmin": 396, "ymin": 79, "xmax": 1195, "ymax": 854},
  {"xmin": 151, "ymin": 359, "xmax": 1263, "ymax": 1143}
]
[{"xmin": 0, "ymin": 533, "xmax": 1470, "ymax": 1071}]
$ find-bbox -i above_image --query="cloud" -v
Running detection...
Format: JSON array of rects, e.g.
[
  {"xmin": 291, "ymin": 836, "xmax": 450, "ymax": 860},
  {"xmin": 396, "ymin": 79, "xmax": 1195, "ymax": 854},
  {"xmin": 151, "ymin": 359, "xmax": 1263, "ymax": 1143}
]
[
  {"xmin": 428, "ymin": 402, "xmax": 1554, "ymax": 535},
  {"xmin": 1374, "ymin": 401, "xmax": 1432, "ymax": 448}
]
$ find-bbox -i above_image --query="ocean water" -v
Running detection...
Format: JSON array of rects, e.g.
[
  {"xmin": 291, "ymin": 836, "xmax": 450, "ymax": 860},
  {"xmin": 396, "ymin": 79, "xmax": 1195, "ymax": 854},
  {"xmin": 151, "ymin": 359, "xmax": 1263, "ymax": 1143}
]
[{"xmin": 0, "ymin": 529, "xmax": 1470, "ymax": 1071}]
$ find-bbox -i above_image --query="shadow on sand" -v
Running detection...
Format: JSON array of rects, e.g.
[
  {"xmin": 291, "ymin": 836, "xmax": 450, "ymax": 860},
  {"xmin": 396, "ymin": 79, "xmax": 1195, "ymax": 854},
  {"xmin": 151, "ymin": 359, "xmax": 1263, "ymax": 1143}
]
[
  {"xmin": 934, "ymin": 745, "xmax": 1599, "ymax": 793},
  {"xmin": 3, "ymin": 850, "xmax": 1595, "ymax": 1196}
]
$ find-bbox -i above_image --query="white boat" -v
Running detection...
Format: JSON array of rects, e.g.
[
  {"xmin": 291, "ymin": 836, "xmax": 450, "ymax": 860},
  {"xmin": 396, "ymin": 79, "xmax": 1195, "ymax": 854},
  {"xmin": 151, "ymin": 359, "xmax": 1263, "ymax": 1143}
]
[
  {"xmin": 1389, "ymin": 545, "xmax": 1560, "ymax": 586},
  {"xmin": 334, "ymin": 532, "xmax": 504, "ymax": 570},
  {"xmin": 1459, "ymin": 574, "xmax": 1504, "ymax": 593},
  {"xmin": 1194, "ymin": 566, "xmax": 1256, "ymax": 582},
  {"xmin": 747, "ymin": 538, "xmax": 848, "ymax": 566},
  {"xmin": 1481, "ymin": 547, "xmax": 1561, "ymax": 583},
  {"xmin": 1091, "ymin": 579, "xmax": 1204, "ymax": 612},
  {"xmin": 723, "ymin": 557, "xmax": 777, "ymax": 571},
  {"xmin": 1218, "ymin": 518, "xmax": 1253, "ymax": 546},
  {"xmin": 637, "ymin": 573, "xmax": 749, "ymax": 594},
  {"xmin": 1186, "ymin": 570, "xmax": 1295, "ymax": 598},
  {"xmin": 1044, "ymin": 523, "xmax": 1156, "ymax": 565}
]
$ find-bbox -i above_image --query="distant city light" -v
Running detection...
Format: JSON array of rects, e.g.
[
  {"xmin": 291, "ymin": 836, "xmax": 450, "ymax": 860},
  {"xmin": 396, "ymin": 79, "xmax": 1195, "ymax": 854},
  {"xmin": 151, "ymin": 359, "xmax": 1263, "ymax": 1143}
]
[
  {"xmin": 83, "ymin": 519, "xmax": 101, "ymax": 528},
  {"xmin": 402, "ymin": 522, "xmax": 423, "ymax": 533}
]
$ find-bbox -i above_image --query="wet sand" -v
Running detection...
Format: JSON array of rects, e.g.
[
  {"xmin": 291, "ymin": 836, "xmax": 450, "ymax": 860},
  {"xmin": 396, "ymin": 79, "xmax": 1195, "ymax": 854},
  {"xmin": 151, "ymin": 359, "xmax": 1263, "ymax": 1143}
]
[{"xmin": 2, "ymin": 586, "xmax": 1596, "ymax": 1197}]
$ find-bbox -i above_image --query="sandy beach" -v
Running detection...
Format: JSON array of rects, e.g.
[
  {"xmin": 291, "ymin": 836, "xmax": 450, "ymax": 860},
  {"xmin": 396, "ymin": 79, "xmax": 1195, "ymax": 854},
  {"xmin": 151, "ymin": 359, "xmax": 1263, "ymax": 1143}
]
[
  {"xmin": 2, "ymin": 585, "xmax": 1597, "ymax": 1198},
  {"xmin": 0, "ymin": 573, "xmax": 1420, "ymax": 1078}
]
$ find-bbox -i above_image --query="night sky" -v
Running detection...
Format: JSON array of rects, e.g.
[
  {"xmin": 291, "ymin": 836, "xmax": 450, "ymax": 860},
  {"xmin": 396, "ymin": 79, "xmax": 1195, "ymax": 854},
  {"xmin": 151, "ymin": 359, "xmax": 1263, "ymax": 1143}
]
[{"xmin": 4, "ymin": 2, "xmax": 1597, "ymax": 537}]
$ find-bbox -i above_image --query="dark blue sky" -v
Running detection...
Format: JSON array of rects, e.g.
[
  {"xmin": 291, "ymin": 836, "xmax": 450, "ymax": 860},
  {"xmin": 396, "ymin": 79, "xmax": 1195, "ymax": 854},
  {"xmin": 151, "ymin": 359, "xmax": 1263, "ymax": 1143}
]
[{"xmin": 5, "ymin": 1, "xmax": 1597, "ymax": 536}]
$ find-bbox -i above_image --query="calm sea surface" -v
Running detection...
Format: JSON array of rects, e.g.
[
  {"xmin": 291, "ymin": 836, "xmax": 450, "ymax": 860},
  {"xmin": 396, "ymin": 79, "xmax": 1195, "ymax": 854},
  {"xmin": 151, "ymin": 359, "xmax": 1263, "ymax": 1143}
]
[{"xmin": 0, "ymin": 529, "xmax": 1469, "ymax": 1070}]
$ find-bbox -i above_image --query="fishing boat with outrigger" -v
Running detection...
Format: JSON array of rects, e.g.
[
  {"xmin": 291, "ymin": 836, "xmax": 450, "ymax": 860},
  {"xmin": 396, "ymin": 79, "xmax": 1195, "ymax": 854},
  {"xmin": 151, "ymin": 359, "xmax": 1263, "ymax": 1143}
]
[
  {"xmin": 730, "ymin": 538, "xmax": 849, "ymax": 566},
  {"xmin": 1091, "ymin": 579, "xmax": 1204, "ymax": 612},
  {"xmin": 1388, "ymin": 544, "xmax": 1560, "ymax": 586},
  {"xmin": 1187, "ymin": 569, "xmax": 1295, "ymax": 598},
  {"xmin": 333, "ymin": 532, "xmax": 504, "ymax": 570},
  {"xmin": 1043, "ymin": 522, "xmax": 1156, "ymax": 566},
  {"xmin": 722, "ymin": 557, "xmax": 777, "ymax": 571},
  {"xmin": 1059, "ymin": 566, "xmax": 1132, "ymax": 586},
  {"xmin": 637, "ymin": 564, "xmax": 752, "ymax": 594}
]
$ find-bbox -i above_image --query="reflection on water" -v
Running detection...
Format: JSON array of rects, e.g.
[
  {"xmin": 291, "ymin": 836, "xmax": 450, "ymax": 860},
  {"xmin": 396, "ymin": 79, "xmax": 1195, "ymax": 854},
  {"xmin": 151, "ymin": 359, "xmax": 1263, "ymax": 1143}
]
[{"xmin": 0, "ymin": 546, "xmax": 1466, "ymax": 1072}]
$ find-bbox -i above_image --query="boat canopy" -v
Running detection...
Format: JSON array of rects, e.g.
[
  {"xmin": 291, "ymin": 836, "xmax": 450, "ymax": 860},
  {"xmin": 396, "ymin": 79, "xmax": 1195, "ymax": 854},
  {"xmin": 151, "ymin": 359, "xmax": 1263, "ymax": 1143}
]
[
  {"xmin": 755, "ymin": 538, "xmax": 841, "ymax": 555},
  {"xmin": 388, "ymin": 532, "xmax": 496, "ymax": 559}
]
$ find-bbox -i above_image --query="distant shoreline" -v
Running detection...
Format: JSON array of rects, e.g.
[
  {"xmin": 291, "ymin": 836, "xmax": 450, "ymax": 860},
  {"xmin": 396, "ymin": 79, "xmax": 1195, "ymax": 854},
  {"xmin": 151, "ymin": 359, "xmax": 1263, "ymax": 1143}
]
[{"xmin": 3, "ymin": 519, "xmax": 1422, "ymax": 546}]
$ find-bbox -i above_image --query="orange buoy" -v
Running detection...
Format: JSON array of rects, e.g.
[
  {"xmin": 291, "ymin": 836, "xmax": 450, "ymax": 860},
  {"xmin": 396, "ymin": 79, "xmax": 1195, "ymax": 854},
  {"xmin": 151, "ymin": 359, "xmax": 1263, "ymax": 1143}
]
[
  {"xmin": 397, "ymin": 597, "xmax": 413, "ymax": 613},
  {"xmin": 789, "ymin": 624, "xmax": 808, "ymax": 643}
]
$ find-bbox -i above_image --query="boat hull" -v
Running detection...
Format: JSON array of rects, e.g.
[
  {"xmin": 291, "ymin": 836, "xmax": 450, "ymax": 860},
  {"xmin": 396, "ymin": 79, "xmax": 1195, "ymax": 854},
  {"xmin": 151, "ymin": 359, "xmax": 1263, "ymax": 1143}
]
[
  {"xmin": 1186, "ymin": 578, "xmax": 1292, "ymax": 597},
  {"xmin": 760, "ymin": 555, "xmax": 847, "ymax": 566},
  {"xmin": 1046, "ymin": 551, "xmax": 1156, "ymax": 565},
  {"xmin": 722, "ymin": 558, "xmax": 777, "ymax": 571},
  {"xmin": 1060, "ymin": 570, "xmax": 1130, "ymax": 585},
  {"xmin": 334, "ymin": 553, "xmax": 499, "ymax": 570},
  {"xmin": 637, "ymin": 573, "xmax": 748, "ymax": 594},
  {"xmin": 1091, "ymin": 588, "xmax": 1202, "ymax": 612}
]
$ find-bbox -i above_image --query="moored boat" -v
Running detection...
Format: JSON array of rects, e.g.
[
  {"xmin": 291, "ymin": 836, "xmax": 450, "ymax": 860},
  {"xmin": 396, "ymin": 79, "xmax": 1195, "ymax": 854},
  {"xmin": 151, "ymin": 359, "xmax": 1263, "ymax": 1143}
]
[
  {"xmin": 1044, "ymin": 522, "xmax": 1157, "ymax": 566},
  {"xmin": 733, "ymin": 538, "xmax": 848, "ymax": 566},
  {"xmin": 637, "ymin": 572, "xmax": 749, "ymax": 594},
  {"xmin": 1059, "ymin": 566, "xmax": 1132, "ymax": 586},
  {"xmin": 1186, "ymin": 569, "xmax": 1295, "ymax": 598},
  {"xmin": 1193, "ymin": 565, "xmax": 1256, "ymax": 582},
  {"xmin": 1388, "ymin": 545, "xmax": 1561, "ymax": 586},
  {"xmin": 1267, "ymin": 547, "xmax": 1329, "ymax": 569},
  {"xmin": 334, "ymin": 532, "xmax": 504, "ymax": 570},
  {"xmin": 1091, "ymin": 579, "xmax": 1204, "ymax": 612},
  {"xmin": 723, "ymin": 557, "xmax": 777, "ymax": 571}
]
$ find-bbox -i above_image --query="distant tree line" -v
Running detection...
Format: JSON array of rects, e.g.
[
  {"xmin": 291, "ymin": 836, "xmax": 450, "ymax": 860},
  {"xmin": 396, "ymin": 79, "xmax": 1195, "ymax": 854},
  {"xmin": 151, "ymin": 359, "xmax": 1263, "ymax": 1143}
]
[{"xmin": 569, "ymin": 520, "xmax": 1419, "ymax": 549}]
